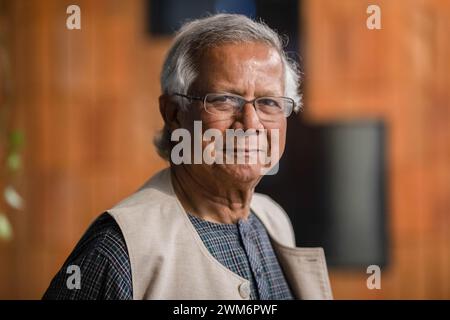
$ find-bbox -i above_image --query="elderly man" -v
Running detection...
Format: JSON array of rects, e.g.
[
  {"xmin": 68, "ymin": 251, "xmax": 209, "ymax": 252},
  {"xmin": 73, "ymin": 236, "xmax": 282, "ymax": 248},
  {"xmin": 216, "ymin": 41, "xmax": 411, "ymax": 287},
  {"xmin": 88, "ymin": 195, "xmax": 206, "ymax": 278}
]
[{"xmin": 43, "ymin": 14, "xmax": 332, "ymax": 300}]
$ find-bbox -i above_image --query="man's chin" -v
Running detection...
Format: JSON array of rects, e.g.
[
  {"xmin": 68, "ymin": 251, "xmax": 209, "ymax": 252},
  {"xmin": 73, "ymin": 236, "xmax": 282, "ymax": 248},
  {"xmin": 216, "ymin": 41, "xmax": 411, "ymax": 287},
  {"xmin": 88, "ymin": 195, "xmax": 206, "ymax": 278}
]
[{"xmin": 213, "ymin": 163, "xmax": 264, "ymax": 183}]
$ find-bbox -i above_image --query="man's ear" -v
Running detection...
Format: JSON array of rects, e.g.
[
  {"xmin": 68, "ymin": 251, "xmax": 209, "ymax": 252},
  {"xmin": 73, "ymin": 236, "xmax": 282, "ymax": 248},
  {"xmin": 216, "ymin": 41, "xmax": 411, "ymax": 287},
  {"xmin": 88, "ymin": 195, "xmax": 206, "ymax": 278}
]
[{"xmin": 159, "ymin": 94, "xmax": 182, "ymax": 131}]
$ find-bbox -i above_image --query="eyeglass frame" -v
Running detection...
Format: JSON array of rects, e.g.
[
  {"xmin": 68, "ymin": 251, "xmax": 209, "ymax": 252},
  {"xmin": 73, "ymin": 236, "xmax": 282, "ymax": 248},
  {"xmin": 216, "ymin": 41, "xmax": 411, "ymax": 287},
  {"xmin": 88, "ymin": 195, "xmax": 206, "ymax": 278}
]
[{"xmin": 172, "ymin": 92, "xmax": 299, "ymax": 118}]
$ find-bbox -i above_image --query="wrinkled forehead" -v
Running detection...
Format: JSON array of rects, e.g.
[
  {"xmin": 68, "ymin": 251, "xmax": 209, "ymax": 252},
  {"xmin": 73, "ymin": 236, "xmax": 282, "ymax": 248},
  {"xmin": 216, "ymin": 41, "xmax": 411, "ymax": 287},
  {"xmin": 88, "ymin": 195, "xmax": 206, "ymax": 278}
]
[{"xmin": 191, "ymin": 42, "xmax": 285, "ymax": 95}]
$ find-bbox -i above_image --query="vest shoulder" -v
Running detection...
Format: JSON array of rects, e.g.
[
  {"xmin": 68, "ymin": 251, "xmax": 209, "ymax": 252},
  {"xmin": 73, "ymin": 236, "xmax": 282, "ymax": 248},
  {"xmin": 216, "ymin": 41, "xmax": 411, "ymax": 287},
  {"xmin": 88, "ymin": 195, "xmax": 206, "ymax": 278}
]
[{"xmin": 110, "ymin": 185, "xmax": 171, "ymax": 211}]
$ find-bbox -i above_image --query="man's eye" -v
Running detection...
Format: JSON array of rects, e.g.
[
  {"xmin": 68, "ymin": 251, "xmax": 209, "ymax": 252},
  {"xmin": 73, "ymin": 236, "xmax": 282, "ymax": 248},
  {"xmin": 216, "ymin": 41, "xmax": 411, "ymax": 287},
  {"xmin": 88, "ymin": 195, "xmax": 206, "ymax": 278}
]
[
  {"xmin": 208, "ymin": 95, "xmax": 237, "ymax": 104},
  {"xmin": 258, "ymin": 98, "xmax": 281, "ymax": 108}
]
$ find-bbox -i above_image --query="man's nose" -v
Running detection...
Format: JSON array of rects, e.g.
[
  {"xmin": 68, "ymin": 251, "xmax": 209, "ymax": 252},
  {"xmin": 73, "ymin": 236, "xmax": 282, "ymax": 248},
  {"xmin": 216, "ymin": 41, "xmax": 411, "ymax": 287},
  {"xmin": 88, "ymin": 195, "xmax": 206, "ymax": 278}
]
[{"xmin": 237, "ymin": 102, "xmax": 264, "ymax": 131}]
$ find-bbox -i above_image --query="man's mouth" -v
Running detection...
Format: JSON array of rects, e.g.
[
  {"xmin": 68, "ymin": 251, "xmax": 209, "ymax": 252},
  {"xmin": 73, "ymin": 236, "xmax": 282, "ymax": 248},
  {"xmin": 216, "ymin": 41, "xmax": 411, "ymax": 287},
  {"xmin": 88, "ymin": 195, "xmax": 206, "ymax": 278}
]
[{"xmin": 223, "ymin": 148, "xmax": 264, "ymax": 153}]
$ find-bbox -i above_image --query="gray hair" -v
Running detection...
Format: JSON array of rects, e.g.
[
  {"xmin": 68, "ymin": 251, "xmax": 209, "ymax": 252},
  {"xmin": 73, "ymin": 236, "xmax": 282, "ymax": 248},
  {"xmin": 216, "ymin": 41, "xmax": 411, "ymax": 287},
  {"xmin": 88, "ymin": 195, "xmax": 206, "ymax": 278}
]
[{"xmin": 154, "ymin": 13, "xmax": 302, "ymax": 160}]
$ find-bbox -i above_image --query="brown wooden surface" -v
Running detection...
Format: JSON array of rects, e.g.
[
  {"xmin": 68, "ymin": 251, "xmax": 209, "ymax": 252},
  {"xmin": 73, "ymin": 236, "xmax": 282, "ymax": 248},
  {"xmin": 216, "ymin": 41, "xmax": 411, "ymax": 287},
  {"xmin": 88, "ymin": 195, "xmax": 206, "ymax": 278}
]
[
  {"xmin": 303, "ymin": 0, "xmax": 450, "ymax": 299},
  {"xmin": 0, "ymin": 0, "xmax": 168, "ymax": 299},
  {"xmin": 0, "ymin": 0, "xmax": 449, "ymax": 299}
]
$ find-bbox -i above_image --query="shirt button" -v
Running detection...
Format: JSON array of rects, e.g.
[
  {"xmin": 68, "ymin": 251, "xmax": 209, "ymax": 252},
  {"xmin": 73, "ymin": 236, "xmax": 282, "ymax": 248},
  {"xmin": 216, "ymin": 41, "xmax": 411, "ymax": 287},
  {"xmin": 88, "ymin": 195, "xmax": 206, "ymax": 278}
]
[{"xmin": 239, "ymin": 282, "xmax": 250, "ymax": 299}]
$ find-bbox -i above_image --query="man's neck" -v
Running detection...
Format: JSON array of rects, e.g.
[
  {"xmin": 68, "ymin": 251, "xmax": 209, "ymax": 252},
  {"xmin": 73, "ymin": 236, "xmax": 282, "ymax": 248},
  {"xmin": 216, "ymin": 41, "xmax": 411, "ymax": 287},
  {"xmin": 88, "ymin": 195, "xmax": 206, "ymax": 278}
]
[{"xmin": 170, "ymin": 165, "xmax": 258, "ymax": 224}]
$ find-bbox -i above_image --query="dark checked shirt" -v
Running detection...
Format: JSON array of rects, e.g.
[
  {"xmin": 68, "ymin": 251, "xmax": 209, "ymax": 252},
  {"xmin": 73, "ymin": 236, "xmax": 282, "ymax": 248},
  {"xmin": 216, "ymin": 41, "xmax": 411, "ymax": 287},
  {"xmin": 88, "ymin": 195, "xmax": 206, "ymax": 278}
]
[{"xmin": 43, "ymin": 211, "xmax": 294, "ymax": 300}]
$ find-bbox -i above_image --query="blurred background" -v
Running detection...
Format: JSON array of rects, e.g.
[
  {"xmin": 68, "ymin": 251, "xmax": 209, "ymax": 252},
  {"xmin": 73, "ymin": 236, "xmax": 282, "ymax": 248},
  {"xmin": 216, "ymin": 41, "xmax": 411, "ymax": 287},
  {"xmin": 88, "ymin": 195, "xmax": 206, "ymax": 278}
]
[{"xmin": 0, "ymin": 0, "xmax": 449, "ymax": 299}]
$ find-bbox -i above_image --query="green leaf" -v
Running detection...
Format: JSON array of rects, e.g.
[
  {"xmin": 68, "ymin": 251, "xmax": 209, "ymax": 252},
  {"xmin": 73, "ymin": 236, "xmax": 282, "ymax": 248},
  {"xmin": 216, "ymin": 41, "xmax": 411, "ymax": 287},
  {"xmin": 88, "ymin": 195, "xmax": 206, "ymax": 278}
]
[
  {"xmin": 9, "ymin": 130, "xmax": 25, "ymax": 150},
  {"xmin": 0, "ymin": 213, "xmax": 13, "ymax": 241},
  {"xmin": 7, "ymin": 152, "xmax": 21, "ymax": 171}
]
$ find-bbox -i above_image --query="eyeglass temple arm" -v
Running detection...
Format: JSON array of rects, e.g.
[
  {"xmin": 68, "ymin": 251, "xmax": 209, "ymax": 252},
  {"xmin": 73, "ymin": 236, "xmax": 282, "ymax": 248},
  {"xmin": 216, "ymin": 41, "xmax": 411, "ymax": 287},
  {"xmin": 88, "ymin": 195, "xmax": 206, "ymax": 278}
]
[{"xmin": 173, "ymin": 93, "xmax": 203, "ymax": 102}]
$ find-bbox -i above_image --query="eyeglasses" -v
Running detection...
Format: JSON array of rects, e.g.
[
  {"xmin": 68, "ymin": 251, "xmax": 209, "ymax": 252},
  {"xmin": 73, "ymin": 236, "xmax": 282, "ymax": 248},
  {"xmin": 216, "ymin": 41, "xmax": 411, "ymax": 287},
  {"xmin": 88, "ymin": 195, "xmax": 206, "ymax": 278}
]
[{"xmin": 173, "ymin": 92, "xmax": 298, "ymax": 120}]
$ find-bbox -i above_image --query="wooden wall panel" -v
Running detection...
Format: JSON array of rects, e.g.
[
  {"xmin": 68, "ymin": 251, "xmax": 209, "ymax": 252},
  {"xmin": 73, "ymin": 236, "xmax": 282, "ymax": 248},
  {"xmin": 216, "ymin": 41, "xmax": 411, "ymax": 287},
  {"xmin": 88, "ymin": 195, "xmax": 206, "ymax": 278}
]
[
  {"xmin": 0, "ymin": 0, "xmax": 168, "ymax": 298},
  {"xmin": 303, "ymin": 0, "xmax": 450, "ymax": 299}
]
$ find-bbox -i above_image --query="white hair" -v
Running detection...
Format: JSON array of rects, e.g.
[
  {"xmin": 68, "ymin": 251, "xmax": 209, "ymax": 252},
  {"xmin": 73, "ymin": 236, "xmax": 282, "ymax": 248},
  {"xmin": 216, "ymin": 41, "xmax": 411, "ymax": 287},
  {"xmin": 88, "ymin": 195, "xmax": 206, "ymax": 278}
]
[{"xmin": 154, "ymin": 13, "xmax": 302, "ymax": 160}]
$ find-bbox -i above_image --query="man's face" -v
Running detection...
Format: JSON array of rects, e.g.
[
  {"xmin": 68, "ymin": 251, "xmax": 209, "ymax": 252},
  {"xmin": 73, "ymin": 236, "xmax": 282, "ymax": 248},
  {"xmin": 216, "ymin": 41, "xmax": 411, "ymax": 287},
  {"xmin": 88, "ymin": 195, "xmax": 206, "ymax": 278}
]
[{"xmin": 181, "ymin": 42, "xmax": 287, "ymax": 185}]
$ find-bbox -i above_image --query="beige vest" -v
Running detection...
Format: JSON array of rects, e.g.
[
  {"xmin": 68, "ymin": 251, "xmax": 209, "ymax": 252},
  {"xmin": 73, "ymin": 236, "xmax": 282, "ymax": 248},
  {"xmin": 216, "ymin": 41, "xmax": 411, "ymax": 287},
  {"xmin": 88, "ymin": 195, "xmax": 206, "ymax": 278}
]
[{"xmin": 107, "ymin": 168, "xmax": 333, "ymax": 300}]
